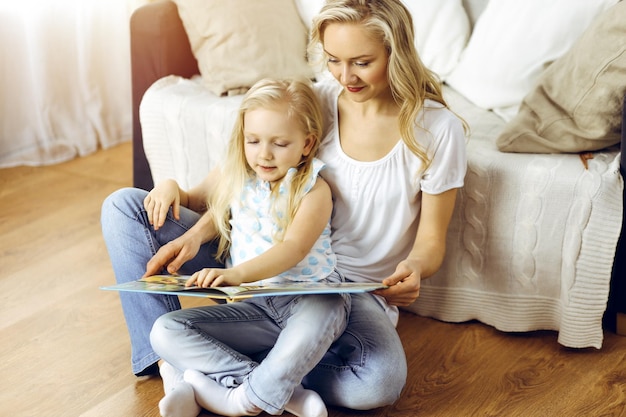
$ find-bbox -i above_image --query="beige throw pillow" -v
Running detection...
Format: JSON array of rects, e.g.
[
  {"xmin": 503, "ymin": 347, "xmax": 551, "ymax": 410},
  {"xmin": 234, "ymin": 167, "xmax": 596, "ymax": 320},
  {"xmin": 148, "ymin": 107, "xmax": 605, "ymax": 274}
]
[
  {"xmin": 496, "ymin": 1, "xmax": 626, "ymax": 153},
  {"xmin": 173, "ymin": 0, "xmax": 313, "ymax": 96}
]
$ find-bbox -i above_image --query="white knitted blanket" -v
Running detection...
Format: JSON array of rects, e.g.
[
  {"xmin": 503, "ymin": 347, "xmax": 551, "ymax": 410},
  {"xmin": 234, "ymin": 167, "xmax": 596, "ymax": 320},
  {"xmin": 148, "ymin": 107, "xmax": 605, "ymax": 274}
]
[
  {"xmin": 140, "ymin": 75, "xmax": 623, "ymax": 348},
  {"xmin": 409, "ymin": 88, "xmax": 623, "ymax": 349}
]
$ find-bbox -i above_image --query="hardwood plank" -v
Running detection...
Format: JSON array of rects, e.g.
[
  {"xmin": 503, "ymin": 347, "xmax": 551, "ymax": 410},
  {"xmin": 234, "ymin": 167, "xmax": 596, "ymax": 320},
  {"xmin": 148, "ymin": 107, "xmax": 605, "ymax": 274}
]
[
  {"xmin": 0, "ymin": 289, "xmax": 128, "ymax": 415},
  {"xmin": 80, "ymin": 378, "xmax": 164, "ymax": 417}
]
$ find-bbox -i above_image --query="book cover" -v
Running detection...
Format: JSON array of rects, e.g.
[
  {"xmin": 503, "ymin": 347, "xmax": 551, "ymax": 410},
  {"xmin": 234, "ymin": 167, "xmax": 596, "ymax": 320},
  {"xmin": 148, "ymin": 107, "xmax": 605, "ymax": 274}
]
[{"xmin": 100, "ymin": 274, "xmax": 386, "ymax": 301}]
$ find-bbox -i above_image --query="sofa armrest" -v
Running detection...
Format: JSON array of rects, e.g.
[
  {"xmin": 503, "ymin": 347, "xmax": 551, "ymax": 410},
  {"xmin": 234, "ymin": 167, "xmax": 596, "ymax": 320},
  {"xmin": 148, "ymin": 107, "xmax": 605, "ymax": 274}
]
[{"xmin": 131, "ymin": 0, "xmax": 199, "ymax": 190}]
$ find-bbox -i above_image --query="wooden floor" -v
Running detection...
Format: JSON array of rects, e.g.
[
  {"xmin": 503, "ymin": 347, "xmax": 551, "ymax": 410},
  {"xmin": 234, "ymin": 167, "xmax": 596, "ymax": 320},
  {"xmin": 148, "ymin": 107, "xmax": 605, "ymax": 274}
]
[{"xmin": 2, "ymin": 141, "xmax": 626, "ymax": 417}]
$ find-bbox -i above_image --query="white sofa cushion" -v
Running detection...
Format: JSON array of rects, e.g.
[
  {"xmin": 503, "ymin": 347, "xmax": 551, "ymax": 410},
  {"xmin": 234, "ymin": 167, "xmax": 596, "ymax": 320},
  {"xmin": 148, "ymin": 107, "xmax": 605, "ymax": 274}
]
[
  {"xmin": 445, "ymin": 0, "xmax": 620, "ymax": 120},
  {"xmin": 404, "ymin": 0, "xmax": 470, "ymax": 79}
]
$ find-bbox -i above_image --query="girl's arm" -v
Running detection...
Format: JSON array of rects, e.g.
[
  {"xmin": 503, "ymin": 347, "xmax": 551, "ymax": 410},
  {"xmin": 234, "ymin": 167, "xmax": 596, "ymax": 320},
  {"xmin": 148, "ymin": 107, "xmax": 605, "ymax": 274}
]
[
  {"xmin": 184, "ymin": 168, "xmax": 221, "ymax": 212},
  {"xmin": 374, "ymin": 188, "xmax": 458, "ymax": 306},
  {"xmin": 142, "ymin": 169, "xmax": 222, "ymax": 276},
  {"xmin": 189, "ymin": 178, "xmax": 333, "ymax": 288},
  {"xmin": 144, "ymin": 169, "xmax": 220, "ymax": 230}
]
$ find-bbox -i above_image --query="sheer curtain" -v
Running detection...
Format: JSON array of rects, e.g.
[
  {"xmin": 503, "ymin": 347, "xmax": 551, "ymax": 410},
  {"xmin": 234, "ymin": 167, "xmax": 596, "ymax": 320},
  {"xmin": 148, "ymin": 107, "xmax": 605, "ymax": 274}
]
[{"xmin": 0, "ymin": 0, "xmax": 150, "ymax": 167}]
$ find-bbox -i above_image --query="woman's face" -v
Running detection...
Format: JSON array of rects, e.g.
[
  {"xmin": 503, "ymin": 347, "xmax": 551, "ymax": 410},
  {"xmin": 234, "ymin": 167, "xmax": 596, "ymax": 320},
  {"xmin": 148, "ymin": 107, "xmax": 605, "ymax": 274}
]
[{"xmin": 322, "ymin": 22, "xmax": 390, "ymax": 104}]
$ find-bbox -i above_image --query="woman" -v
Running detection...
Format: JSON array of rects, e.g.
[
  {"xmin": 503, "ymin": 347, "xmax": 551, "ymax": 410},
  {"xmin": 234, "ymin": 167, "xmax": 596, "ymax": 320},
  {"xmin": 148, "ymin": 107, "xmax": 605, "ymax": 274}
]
[{"xmin": 101, "ymin": 0, "xmax": 466, "ymax": 412}]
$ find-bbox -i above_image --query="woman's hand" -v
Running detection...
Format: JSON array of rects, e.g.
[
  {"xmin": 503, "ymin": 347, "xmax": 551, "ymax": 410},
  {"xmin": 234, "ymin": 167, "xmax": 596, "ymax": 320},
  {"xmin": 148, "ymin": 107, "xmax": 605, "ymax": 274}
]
[
  {"xmin": 143, "ymin": 179, "xmax": 181, "ymax": 230},
  {"xmin": 186, "ymin": 268, "xmax": 244, "ymax": 288},
  {"xmin": 374, "ymin": 258, "xmax": 422, "ymax": 306},
  {"xmin": 143, "ymin": 210, "xmax": 218, "ymax": 278},
  {"xmin": 143, "ymin": 233, "xmax": 202, "ymax": 278}
]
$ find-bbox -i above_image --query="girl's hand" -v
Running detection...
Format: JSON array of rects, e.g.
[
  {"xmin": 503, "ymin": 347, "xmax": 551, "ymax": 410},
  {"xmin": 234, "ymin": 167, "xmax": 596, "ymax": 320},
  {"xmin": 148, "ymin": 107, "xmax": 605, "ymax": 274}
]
[
  {"xmin": 374, "ymin": 258, "xmax": 422, "ymax": 306},
  {"xmin": 186, "ymin": 268, "xmax": 244, "ymax": 288},
  {"xmin": 144, "ymin": 179, "xmax": 181, "ymax": 230}
]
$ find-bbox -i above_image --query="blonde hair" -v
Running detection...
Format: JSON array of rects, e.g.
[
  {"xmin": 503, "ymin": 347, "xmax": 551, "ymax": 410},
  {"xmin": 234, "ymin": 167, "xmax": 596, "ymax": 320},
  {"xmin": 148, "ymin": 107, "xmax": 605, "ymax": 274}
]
[
  {"xmin": 310, "ymin": 0, "xmax": 467, "ymax": 169},
  {"xmin": 210, "ymin": 78, "xmax": 324, "ymax": 261}
]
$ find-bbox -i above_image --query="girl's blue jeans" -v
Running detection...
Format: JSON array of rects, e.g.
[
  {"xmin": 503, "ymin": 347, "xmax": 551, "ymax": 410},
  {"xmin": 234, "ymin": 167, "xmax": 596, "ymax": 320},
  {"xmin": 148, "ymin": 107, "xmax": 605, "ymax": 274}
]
[
  {"xmin": 100, "ymin": 187, "xmax": 406, "ymax": 409},
  {"xmin": 151, "ymin": 292, "xmax": 350, "ymax": 414}
]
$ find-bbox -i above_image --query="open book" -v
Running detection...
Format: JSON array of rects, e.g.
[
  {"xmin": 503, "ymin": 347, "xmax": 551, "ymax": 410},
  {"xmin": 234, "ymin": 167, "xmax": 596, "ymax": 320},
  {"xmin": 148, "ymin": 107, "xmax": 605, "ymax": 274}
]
[{"xmin": 101, "ymin": 275, "xmax": 387, "ymax": 302}]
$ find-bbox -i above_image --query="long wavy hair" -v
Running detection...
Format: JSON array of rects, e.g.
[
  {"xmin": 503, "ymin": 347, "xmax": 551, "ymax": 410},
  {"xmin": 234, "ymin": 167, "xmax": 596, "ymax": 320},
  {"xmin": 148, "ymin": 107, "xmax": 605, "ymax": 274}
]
[
  {"xmin": 210, "ymin": 78, "xmax": 324, "ymax": 261},
  {"xmin": 310, "ymin": 0, "xmax": 467, "ymax": 170}
]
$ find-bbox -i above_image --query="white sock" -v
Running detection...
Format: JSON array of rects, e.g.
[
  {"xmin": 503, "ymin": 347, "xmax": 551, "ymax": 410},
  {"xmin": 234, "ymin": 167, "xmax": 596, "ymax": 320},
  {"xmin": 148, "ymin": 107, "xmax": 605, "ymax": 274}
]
[
  {"xmin": 158, "ymin": 381, "xmax": 201, "ymax": 417},
  {"xmin": 183, "ymin": 369, "xmax": 261, "ymax": 417},
  {"xmin": 285, "ymin": 385, "xmax": 328, "ymax": 417},
  {"xmin": 160, "ymin": 361, "xmax": 184, "ymax": 394},
  {"xmin": 158, "ymin": 362, "xmax": 201, "ymax": 417}
]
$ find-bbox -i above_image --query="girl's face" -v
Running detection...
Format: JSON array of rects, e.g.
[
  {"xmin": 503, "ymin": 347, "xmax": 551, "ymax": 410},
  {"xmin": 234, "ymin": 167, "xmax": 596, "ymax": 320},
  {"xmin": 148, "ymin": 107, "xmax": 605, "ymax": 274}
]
[
  {"xmin": 243, "ymin": 104, "xmax": 313, "ymax": 187},
  {"xmin": 323, "ymin": 22, "xmax": 391, "ymax": 103}
]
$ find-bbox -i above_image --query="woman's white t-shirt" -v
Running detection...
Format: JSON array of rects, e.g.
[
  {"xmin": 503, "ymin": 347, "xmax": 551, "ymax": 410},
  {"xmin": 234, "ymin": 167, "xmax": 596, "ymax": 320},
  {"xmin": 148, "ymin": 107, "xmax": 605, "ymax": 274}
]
[{"xmin": 314, "ymin": 79, "xmax": 467, "ymax": 324}]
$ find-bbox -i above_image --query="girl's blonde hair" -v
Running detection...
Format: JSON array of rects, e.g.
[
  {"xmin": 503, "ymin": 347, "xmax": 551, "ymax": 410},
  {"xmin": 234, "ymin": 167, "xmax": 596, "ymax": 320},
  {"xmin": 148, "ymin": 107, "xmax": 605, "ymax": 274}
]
[
  {"xmin": 310, "ymin": 0, "xmax": 467, "ymax": 170},
  {"xmin": 210, "ymin": 78, "xmax": 324, "ymax": 261}
]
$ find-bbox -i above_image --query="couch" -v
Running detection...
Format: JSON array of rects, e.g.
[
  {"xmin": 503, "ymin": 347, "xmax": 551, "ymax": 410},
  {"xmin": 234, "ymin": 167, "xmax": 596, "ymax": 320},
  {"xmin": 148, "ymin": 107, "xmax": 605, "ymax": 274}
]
[{"xmin": 129, "ymin": 0, "xmax": 626, "ymax": 349}]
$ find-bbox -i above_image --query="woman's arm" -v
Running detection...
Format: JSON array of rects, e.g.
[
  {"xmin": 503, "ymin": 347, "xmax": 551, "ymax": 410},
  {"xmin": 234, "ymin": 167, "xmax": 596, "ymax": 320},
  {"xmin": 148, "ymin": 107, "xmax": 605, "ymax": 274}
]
[
  {"xmin": 188, "ymin": 178, "xmax": 333, "ymax": 288},
  {"xmin": 374, "ymin": 188, "xmax": 458, "ymax": 306}
]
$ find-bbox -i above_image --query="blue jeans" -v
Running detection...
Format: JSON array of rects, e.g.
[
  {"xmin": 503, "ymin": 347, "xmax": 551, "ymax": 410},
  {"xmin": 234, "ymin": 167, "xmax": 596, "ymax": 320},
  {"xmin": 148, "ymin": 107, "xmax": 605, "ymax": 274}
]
[
  {"xmin": 150, "ymin": 292, "xmax": 350, "ymax": 414},
  {"xmin": 101, "ymin": 187, "xmax": 407, "ymax": 409}
]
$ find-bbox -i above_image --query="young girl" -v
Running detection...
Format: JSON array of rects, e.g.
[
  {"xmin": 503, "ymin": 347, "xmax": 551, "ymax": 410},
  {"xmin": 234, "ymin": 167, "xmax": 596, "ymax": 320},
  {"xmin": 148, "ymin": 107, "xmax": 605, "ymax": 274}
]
[{"xmin": 148, "ymin": 78, "xmax": 349, "ymax": 417}]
